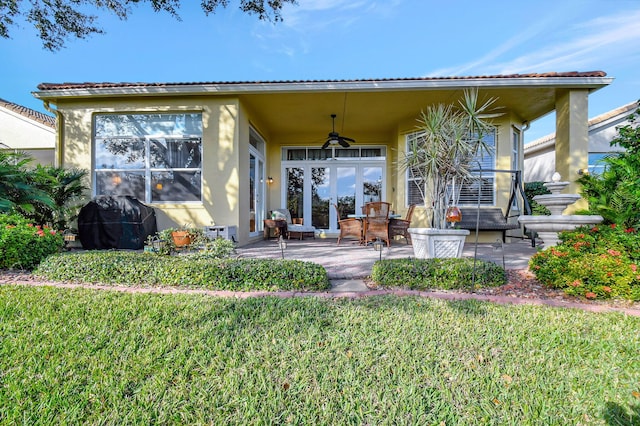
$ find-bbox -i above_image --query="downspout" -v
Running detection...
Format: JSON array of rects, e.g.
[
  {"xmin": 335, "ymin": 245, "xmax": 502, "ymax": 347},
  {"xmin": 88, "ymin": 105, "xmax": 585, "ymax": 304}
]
[{"xmin": 42, "ymin": 101, "xmax": 63, "ymax": 167}]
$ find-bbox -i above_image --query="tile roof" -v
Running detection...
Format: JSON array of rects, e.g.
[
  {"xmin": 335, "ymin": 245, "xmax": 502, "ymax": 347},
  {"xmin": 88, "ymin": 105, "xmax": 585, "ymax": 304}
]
[
  {"xmin": 36, "ymin": 71, "xmax": 608, "ymax": 91},
  {"xmin": 0, "ymin": 98, "xmax": 56, "ymax": 128}
]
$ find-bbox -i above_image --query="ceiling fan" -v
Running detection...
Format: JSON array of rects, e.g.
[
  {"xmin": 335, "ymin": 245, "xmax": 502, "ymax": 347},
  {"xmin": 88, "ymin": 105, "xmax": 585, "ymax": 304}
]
[{"xmin": 322, "ymin": 114, "xmax": 355, "ymax": 149}]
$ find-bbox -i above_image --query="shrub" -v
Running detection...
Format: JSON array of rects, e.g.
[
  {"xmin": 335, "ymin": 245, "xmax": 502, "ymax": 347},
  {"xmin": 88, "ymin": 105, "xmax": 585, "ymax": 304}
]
[
  {"xmin": 524, "ymin": 181, "xmax": 551, "ymax": 215},
  {"xmin": 371, "ymin": 257, "xmax": 506, "ymax": 290},
  {"xmin": 0, "ymin": 213, "xmax": 64, "ymax": 269},
  {"xmin": 146, "ymin": 231, "xmax": 236, "ymax": 258},
  {"xmin": 184, "ymin": 237, "xmax": 236, "ymax": 260},
  {"xmin": 21, "ymin": 165, "xmax": 89, "ymax": 230},
  {"xmin": 529, "ymin": 224, "xmax": 640, "ymax": 301},
  {"xmin": 34, "ymin": 251, "xmax": 330, "ymax": 292},
  {"xmin": 577, "ymin": 103, "xmax": 640, "ymax": 228},
  {"xmin": 154, "ymin": 226, "xmax": 206, "ymax": 255}
]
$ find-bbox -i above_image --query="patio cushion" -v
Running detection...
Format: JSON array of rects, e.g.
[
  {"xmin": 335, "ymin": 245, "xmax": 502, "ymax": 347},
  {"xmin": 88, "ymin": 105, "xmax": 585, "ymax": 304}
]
[
  {"xmin": 287, "ymin": 223, "xmax": 316, "ymax": 233},
  {"xmin": 273, "ymin": 209, "xmax": 291, "ymax": 222},
  {"xmin": 273, "ymin": 208, "xmax": 316, "ymax": 239}
]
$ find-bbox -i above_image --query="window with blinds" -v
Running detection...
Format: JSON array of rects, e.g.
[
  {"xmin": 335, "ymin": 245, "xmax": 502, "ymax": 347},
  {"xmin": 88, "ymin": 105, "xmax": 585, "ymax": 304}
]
[{"xmin": 406, "ymin": 130, "xmax": 496, "ymax": 206}]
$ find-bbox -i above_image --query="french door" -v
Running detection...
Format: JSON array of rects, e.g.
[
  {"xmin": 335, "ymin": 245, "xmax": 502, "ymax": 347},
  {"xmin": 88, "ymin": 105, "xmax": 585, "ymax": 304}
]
[
  {"xmin": 283, "ymin": 162, "xmax": 384, "ymax": 232},
  {"xmin": 249, "ymin": 149, "xmax": 265, "ymax": 236}
]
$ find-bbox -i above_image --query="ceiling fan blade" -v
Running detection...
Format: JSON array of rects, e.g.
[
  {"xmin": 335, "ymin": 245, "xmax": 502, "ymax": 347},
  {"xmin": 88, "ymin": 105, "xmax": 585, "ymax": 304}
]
[
  {"xmin": 338, "ymin": 139, "xmax": 350, "ymax": 148},
  {"xmin": 321, "ymin": 140, "xmax": 331, "ymax": 149},
  {"xmin": 341, "ymin": 136, "xmax": 355, "ymax": 143}
]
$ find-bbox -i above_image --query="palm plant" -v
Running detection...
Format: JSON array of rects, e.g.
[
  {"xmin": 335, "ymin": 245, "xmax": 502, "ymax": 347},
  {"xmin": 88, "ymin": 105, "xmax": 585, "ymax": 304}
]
[
  {"xmin": 0, "ymin": 151, "xmax": 53, "ymax": 214},
  {"xmin": 23, "ymin": 165, "xmax": 89, "ymax": 230},
  {"xmin": 399, "ymin": 88, "xmax": 501, "ymax": 229}
]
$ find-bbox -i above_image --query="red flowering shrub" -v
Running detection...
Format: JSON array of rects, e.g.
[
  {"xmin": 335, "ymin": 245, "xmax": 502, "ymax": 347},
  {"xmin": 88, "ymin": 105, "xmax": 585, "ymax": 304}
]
[
  {"xmin": 529, "ymin": 225, "xmax": 640, "ymax": 301},
  {"xmin": 0, "ymin": 213, "xmax": 64, "ymax": 270}
]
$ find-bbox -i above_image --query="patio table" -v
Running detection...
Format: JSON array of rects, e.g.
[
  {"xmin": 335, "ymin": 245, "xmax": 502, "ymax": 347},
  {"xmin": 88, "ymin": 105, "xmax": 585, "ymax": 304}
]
[{"xmin": 347, "ymin": 213, "xmax": 401, "ymax": 246}]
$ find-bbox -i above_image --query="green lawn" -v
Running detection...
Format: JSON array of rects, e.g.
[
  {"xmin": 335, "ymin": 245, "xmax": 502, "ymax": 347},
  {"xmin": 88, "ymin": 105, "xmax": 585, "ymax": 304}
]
[{"xmin": 1, "ymin": 285, "xmax": 638, "ymax": 425}]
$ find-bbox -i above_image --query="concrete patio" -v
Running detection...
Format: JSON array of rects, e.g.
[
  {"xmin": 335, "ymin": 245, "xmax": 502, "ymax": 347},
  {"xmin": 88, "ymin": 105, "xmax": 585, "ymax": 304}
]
[{"xmin": 236, "ymin": 237, "xmax": 539, "ymax": 290}]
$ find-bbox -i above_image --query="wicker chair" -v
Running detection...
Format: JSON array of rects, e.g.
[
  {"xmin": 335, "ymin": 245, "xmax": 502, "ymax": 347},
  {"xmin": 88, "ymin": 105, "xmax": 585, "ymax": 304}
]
[
  {"xmin": 363, "ymin": 201, "xmax": 391, "ymax": 218},
  {"xmin": 333, "ymin": 203, "xmax": 363, "ymax": 245},
  {"xmin": 389, "ymin": 204, "xmax": 416, "ymax": 245},
  {"xmin": 363, "ymin": 201, "xmax": 391, "ymax": 247}
]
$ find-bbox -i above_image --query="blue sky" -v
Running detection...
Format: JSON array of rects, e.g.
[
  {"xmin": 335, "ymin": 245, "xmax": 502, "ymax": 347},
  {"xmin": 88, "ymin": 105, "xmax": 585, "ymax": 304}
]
[{"xmin": 2, "ymin": 0, "xmax": 640, "ymax": 142}]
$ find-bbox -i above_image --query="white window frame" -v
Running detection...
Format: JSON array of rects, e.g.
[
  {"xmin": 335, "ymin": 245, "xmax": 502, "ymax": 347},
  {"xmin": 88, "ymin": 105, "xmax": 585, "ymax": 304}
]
[{"xmin": 93, "ymin": 113, "xmax": 203, "ymax": 204}]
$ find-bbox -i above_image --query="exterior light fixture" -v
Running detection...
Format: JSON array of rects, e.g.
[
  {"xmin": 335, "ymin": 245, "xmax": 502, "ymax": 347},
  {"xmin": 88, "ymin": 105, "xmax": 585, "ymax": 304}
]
[
  {"xmin": 373, "ymin": 238, "xmax": 383, "ymax": 261},
  {"xmin": 277, "ymin": 235, "xmax": 287, "ymax": 259},
  {"xmin": 267, "ymin": 176, "xmax": 274, "ymax": 184}
]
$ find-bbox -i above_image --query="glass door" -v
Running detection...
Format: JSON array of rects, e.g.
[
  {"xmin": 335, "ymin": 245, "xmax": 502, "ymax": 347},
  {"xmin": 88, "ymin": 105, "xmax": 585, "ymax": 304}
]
[
  {"xmin": 336, "ymin": 166, "xmax": 357, "ymax": 219},
  {"xmin": 249, "ymin": 150, "xmax": 265, "ymax": 235},
  {"xmin": 312, "ymin": 167, "xmax": 330, "ymax": 229},
  {"xmin": 283, "ymin": 163, "xmax": 384, "ymax": 232}
]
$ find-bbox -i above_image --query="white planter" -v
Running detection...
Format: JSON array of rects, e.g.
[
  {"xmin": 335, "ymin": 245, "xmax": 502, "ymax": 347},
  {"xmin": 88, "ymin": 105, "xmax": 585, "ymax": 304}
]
[{"xmin": 408, "ymin": 228, "xmax": 470, "ymax": 259}]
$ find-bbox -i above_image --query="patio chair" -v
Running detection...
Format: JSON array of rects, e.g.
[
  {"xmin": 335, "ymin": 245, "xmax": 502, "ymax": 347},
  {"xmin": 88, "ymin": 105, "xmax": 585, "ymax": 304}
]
[
  {"xmin": 272, "ymin": 209, "xmax": 316, "ymax": 240},
  {"xmin": 364, "ymin": 201, "xmax": 391, "ymax": 247},
  {"xmin": 333, "ymin": 203, "xmax": 363, "ymax": 245},
  {"xmin": 389, "ymin": 204, "xmax": 416, "ymax": 245},
  {"xmin": 363, "ymin": 201, "xmax": 391, "ymax": 218}
]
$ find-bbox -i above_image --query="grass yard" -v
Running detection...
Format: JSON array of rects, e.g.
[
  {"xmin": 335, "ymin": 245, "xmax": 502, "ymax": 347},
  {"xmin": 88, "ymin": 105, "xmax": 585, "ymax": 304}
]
[{"xmin": 1, "ymin": 285, "xmax": 639, "ymax": 425}]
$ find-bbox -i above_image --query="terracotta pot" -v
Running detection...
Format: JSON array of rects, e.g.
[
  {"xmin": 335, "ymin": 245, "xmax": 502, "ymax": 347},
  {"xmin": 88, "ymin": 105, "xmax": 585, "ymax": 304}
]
[{"xmin": 171, "ymin": 231, "xmax": 192, "ymax": 247}]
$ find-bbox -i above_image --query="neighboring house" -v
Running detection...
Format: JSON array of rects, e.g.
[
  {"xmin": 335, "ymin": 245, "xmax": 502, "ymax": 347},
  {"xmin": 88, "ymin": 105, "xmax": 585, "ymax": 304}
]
[
  {"xmin": 32, "ymin": 71, "xmax": 611, "ymax": 245},
  {"xmin": 524, "ymin": 100, "xmax": 639, "ymax": 182},
  {"xmin": 0, "ymin": 98, "xmax": 56, "ymax": 164}
]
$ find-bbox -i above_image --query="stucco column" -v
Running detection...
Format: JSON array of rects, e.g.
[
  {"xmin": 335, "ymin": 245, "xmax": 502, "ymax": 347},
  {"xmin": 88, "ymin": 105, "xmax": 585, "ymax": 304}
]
[{"xmin": 555, "ymin": 89, "xmax": 589, "ymax": 212}]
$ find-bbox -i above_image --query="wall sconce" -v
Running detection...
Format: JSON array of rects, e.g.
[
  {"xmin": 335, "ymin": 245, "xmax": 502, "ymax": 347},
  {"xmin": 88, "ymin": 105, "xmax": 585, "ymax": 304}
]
[
  {"xmin": 267, "ymin": 176, "xmax": 274, "ymax": 184},
  {"xmin": 577, "ymin": 168, "xmax": 589, "ymax": 176}
]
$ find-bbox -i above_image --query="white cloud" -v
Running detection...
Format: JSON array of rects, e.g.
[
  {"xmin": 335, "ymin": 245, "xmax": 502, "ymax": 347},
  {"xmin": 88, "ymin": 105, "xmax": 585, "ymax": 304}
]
[{"xmin": 430, "ymin": 8, "xmax": 640, "ymax": 77}]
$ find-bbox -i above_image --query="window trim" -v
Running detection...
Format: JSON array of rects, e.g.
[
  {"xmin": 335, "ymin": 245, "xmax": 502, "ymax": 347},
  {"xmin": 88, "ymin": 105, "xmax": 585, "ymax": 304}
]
[{"xmin": 93, "ymin": 113, "xmax": 203, "ymax": 204}]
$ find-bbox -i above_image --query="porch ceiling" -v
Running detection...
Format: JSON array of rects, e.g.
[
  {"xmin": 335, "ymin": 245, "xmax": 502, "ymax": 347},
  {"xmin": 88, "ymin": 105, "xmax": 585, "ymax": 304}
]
[{"xmin": 239, "ymin": 86, "xmax": 561, "ymax": 143}]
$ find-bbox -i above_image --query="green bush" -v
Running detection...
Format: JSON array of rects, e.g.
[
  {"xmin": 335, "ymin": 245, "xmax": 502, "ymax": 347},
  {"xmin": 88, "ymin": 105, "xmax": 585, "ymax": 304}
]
[
  {"xmin": 529, "ymin": 224, "xmax": 640, "ymax": 301},
  {"xmin": 524, "ymin": 181, "xmax": 551, "ymax": 215},
  {"xmin": 147, "ymin": 231, "xmax": 236, "ymax": 258},
  {"xmin": 371, "ymin": 257, "xmax": 506, "ymax": 290},
  {"xmin": 0, "ymin": 213, "xmax": 64, "ymax": 270},
  {"xmin": 577, "ymin": 104, "xmax": 640, "ymax": 228},
  {"xmin": 34, "ymin": 251, "xmax": 330, "ymax": 292}
]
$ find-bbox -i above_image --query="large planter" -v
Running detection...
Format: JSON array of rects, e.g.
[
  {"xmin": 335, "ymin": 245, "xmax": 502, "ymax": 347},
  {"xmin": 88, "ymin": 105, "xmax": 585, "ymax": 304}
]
[{"xmin": 407, "ymin": 228, "xmax": 470, "ymax": 259}]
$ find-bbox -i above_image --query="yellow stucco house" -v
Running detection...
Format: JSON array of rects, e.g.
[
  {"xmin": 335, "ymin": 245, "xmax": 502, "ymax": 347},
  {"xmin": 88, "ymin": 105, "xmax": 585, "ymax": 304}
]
[{"xmin": 32, "ymin": 71, "xmax": 611, "ymax": 245}]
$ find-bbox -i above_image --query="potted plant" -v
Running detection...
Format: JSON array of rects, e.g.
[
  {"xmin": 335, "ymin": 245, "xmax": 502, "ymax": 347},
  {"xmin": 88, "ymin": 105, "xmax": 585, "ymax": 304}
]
[
  {"xmin": 156, "ymin": 225, "xmax": 203, "ymax": 253},
  {"xmin": 399, "ymin": 88, "xmax": 501, "ymax": 258}
]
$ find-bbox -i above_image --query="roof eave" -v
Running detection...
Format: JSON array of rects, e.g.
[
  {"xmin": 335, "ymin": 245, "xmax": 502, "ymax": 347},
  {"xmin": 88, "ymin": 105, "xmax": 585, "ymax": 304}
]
[{"xmin": 32, "ymin": 76, "xmax": 614, "ymax": 100}]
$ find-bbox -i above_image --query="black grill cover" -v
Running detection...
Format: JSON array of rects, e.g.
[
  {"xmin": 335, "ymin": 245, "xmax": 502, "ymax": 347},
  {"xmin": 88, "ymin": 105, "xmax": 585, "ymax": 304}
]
[{"xmin": 78, "ymin": 196, "xmax": 157, "ymax": 250}]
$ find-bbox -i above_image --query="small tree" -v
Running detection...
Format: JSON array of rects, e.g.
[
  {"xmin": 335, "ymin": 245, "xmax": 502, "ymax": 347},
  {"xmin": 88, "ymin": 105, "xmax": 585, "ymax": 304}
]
[
  {"xmin": 577, "ymin": 102, "xmax": 640, "ymax": 228},
  {"xmin": 398, "ymin": 89, "xmax": 501, "ymax": 229}
]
